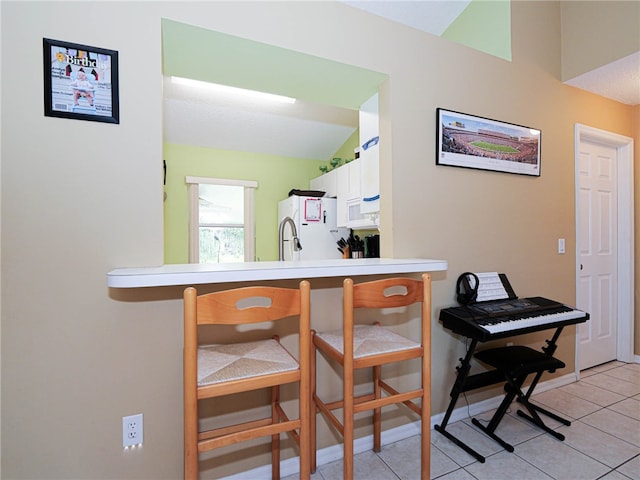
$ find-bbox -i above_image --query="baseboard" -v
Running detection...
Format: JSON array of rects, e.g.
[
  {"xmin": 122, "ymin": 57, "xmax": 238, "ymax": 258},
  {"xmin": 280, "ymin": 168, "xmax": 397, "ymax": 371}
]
[{"xmin": 220, "ymin": 372, "xmax": 576, "ymax": 479}]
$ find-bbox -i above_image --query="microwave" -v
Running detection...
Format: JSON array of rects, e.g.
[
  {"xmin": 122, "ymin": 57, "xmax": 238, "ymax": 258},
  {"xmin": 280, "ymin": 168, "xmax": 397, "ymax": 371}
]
[{"xmin": 346, "ymin": 198, "xmax": 379, "ymax": 230}]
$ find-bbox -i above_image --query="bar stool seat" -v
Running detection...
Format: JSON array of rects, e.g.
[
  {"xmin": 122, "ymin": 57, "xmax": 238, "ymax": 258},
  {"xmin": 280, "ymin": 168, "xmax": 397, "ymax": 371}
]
[
  {"xmin": 475, "ymin": 345, "xmax": 565, "ymax": 377},
  {"xmin": 314, "ymin": 325, "xmax": 420, "ymax": 359},
  {"xmin": 198, "ymin": 339, "xmax": 299, "ymax": 386},
  {"xmin": 472, "ymin": 345, "xmax": 567, "ymax": 451}
]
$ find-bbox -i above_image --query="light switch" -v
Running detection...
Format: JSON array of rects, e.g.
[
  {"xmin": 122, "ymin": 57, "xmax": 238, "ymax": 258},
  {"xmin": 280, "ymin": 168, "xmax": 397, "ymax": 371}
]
[{"xmin": 558, "ymin": 238, "xmax": 565, "ymax": 254}]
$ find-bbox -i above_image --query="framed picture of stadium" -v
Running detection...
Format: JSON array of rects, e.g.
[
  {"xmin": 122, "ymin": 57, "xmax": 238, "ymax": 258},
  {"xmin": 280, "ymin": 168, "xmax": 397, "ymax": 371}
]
[
  {"xmin": 436, "ymin": 108, "xmax": 541, "ymax": 176},
  {"xmin": 43, "ymin": 38, "xmax": 119, "ymax": 124}
]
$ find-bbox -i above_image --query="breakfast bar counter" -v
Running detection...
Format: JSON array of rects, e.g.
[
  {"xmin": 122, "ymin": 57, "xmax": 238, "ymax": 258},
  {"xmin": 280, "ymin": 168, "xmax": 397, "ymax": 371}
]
[
  {"xmin": 107, "ymin": 257, "xmax": 447, "ymax": 478},
  {"xmin": 107, "ymin": 258, "xmax": 447, "ymax": 288}
]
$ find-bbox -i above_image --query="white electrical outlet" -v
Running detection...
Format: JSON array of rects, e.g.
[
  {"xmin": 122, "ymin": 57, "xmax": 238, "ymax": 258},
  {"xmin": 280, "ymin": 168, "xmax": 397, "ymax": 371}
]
[{"xmin": 122, "ymin": 413, "xmax": 144, "ymax": 448}]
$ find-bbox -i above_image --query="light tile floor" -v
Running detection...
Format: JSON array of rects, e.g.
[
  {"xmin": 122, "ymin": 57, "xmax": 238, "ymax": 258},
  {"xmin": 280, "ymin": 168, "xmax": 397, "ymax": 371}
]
[{"xmin": 299, "ymin": 361, "xmax": 640, "ymax": 480}]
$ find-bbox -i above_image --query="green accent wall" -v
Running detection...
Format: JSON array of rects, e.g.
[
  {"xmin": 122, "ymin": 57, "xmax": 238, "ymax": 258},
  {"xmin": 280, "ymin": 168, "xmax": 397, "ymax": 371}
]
[
  {"xmin": 162, "ymin": 18, "xmax": 386, "ymax": 110},
  {"xmin": 442, "ymin": 0, "xmax": 512, "ymax": 61},
  {"xmin": 332, "ymin": 130, "xmax": 360, "ymax": 164},
  {"xmin": 163, "ymin": 143, "xmax": 326, "ymax": 263}
]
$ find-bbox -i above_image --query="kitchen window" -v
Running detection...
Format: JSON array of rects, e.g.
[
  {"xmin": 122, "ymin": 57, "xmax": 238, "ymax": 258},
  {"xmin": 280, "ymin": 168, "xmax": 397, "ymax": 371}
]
[{"xmin": 186, "ymin": 176, "xmax": 257, "ymax": 263}]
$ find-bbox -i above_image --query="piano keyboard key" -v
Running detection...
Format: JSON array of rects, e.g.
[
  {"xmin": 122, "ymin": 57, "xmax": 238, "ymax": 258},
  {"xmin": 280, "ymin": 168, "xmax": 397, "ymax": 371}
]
[{"xmin": 481, "ymin": 307, "xmax": 586, "ymax": 334}]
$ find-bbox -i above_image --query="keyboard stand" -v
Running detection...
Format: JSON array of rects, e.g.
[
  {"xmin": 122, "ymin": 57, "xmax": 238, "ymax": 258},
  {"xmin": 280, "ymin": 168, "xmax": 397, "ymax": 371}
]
[
  {"xmin": 434, "ymin": 338, "xmax": 501, "ymax": 463},
  {"xmin": 434, "ymin": 327, "xmax": 571, "ymax": 463},
  {"xmin": 513, "ymin": 327, "xmax": 572, "ymax": 431}
]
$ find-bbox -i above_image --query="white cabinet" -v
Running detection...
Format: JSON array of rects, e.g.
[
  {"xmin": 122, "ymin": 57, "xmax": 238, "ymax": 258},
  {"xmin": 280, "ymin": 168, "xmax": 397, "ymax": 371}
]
[
  {"xmin": 344, "ymin": 159, "xmax": 361, "ymax": 200},
  {"xmin": 312, "ymin": 159, "xmax": 378, "ymax": 230},
  {"xmin": 359, "ymin": 94, "xmax": 380, "ymax": 214},
  {"xmin": 336, "ymin": 158, "xmax": 361, "ymax": 227},
  {"xmin": 309, "ymin": 168, "xmax": 337, "ymax": 198},
  {"xmin": 359, "ymin": 138, "xmax": 379, "ymax": 213}
]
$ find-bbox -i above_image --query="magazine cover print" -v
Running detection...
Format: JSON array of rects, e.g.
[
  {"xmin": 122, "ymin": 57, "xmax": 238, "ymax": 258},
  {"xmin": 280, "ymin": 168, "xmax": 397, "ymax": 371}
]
[{"xmin": 47, "ymin": 43, "xmax": 114, "ymax": 118}]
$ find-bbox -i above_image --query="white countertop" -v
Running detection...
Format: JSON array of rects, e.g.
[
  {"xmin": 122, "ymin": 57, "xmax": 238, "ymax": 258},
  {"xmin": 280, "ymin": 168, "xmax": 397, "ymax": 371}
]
[{"xmin": 107, "ymin": 258, "xmax": 447, "ymax": 288}]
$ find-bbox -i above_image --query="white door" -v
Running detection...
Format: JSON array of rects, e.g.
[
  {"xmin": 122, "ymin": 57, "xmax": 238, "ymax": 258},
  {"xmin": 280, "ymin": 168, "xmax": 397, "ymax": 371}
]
[{"xmin": 576, "ymin": 140, "xmax": 618, "ymax": 370}]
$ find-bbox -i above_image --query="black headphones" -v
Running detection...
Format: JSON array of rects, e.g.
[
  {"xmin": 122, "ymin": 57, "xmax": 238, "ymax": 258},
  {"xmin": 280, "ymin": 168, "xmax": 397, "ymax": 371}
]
[{"xmin": 456, "ymin": 272, "xmax": 479, "ymax": 305}]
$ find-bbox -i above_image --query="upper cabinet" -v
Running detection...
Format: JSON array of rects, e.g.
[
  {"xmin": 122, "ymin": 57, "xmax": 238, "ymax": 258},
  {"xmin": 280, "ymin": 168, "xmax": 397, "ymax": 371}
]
[
  {"xmin": 338, "ymin": 158, "xmax": 362, "ymax": 202},
  {"xmin": 336, "ymin": 157, "xmax": 361, "ymax": 227},
  {"xmin": 359, "ymin": 94, "xmax": 380, "ymax": 214},
  {"xmin": 309, "ymin": 93, "xmax": 380, "ymax": 230},
  {"xmin": 310, "ymin": 167, "xmax": 338, "ymax": 198}
]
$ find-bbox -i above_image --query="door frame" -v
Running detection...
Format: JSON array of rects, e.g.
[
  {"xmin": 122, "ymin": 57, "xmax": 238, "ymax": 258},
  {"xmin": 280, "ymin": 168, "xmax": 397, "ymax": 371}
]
[{"xmin": 574, "ymin": 124, "xmax": 635, "ymax": 372}]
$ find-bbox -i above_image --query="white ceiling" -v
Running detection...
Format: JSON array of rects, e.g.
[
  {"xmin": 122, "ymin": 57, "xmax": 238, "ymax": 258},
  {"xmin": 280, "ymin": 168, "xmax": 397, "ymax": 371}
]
[
  {"xmin": 163, "ymin": 3, "xmax": 639, "ymax": 162},
  {"xmin": 342, "ymin": 0, "xmax": 471, "ymax": 36},
  {"xmin": 564, "ymin": 52, "xmax": 640, "ymax": 106},
  {"xmin": 164, "ymin": 77, "xmax": 359, "ymax": 160}
]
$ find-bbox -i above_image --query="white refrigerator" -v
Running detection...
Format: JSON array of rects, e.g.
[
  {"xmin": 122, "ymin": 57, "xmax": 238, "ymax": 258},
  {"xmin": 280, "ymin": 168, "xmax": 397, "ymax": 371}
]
[{"xmin": 278, "ymin": 196, "xmax": 349, "ymax": 261}]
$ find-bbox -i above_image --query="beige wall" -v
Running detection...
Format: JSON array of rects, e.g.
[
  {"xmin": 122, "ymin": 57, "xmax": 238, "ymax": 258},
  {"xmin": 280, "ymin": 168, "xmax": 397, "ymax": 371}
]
[
  {"xmin": 561, "ymin": 0, "xmax": 640, "ymax": 80},
  {"xmin": 1, "ymin": 1, "xmax": 637, "ymax": 479},
  {"xmin": 635, "ymin": 104, "xmax": 640, "ymax": 354}
]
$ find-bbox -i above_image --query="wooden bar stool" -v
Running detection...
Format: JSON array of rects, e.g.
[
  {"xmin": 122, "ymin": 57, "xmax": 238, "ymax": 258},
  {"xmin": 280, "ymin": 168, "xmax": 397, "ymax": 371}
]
[
  {"xmin": 183, "ymin": 281, "xmax": 311, "ymax": 480},
  {"xmin": 310, "ymin": 274, "xmax": 431, "ymax": 479}
]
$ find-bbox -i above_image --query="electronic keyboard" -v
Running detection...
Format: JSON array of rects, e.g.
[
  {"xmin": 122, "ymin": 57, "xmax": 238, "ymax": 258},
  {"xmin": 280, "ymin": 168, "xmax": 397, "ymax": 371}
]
[{"xmin": 439, "ymin": 296, "xmax": 589, "ymax": 341}]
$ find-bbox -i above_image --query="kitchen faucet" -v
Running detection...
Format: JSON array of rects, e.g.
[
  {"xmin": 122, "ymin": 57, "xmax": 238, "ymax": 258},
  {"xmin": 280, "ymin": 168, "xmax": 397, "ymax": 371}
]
[{"xmin": 278, "ymin": 216, "xmax": 302, "ymax": 261}]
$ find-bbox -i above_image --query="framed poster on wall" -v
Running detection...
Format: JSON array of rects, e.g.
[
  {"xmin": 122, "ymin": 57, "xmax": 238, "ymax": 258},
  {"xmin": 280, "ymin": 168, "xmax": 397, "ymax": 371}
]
[
  {"xmin": 436, "ymin": 108, "xmax": 541, "ymax": 176},
  {"xmin": 43, "ymin": 38, "xmax": 119, "ymax": 124}
]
